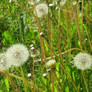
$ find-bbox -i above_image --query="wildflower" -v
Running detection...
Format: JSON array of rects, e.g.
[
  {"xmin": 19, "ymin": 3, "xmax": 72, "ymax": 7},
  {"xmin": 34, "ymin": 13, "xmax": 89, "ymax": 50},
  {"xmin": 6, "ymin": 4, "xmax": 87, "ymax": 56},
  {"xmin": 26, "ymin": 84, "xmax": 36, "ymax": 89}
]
[
  {"xmin": 28, "ymin": 1, "xmax": 34, "ymax": 5},
  {"xmin": 35, "ymin": 0, "xmax": 40, "ymax": 2},
  {"xmin": 73, "ymin": 52, "xmax": 92, "ymax": 70},
  {"xmin": 49, "ymin": 3, "xmax": 54, "ymax": 7},
  {"xmin": 43, "ymin": 73, "xmax": 47, "ymax": 77},
  {"xmin": 60, "ymin": 0, "xmax": 66, "ymax": 6},
  {"xmin": 0, "ymin": 53, "xmax": 10, "ymax": 70},
  {"xmin": 34, "ymin": 3, "xmax": 48, "ymax": 18},
  {"xmin": 5, "ymin": 44, "xmax": 29, "ymax": 66},
  {"xmin": 46, "ymin": 59, "xmax": 56, "ymax": 67},
  {"xmin": 31, "ymin": 47, "xmax": 35, "ymax": 50},
  {"xmin": 27, "ymin": 73, "xmax": 32, "ymax": 77},
  {"xmin": 40, "ymin": 32, "xmax": 43, "ymax": 36}
]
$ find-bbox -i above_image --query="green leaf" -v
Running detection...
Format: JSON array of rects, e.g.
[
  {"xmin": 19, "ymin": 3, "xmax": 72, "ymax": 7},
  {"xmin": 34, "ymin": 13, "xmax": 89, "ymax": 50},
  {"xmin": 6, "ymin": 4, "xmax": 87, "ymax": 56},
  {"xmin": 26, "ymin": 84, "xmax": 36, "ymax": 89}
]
[
  {"xmin": 65, "ymin": 86, "xmax": 69, "ymax": 92},
  {"xmin": 4, "ymin": 77, "xmax": 9, "ymax": 92}
]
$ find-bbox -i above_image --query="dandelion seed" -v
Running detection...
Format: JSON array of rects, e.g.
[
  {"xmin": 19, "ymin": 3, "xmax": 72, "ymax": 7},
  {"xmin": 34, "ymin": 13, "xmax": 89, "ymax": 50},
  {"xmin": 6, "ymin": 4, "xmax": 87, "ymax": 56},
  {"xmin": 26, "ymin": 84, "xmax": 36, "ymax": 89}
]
[
  {"xmin": 5, "ymin": 44, "xmax": 29, "ymax": 66},
  {"xmin": 34, "ymin": 3, "xmax": 48, "ymax": 18},
  {"xmin": 73, "ymin": 52, "xmax": 92, "ymax": 70},
  {"xmin": 43, "ymin": 73, "xmax": 47, "ymax": 77},
  {"xmin": 40, "ymin": 32, "xmax": 43, "ymax": 36},
  {"xmin": 31, "ymin": 47, "xmax": 35, "ymax": 50},
  {"xmin": 28, "ymin": 73, "xmax": 32, "ymax": 77},
  {"xmin": 46, "ymin": 59, "xmax": 56, "ymax": 67}
]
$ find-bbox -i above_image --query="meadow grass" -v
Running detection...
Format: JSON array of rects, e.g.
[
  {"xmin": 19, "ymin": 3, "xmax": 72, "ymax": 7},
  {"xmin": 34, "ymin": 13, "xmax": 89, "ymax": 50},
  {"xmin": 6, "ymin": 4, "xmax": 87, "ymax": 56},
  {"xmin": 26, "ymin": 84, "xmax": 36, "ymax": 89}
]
[{"xmin": 0, "ymin": 0, "xmax": 92, "ymax": 92}]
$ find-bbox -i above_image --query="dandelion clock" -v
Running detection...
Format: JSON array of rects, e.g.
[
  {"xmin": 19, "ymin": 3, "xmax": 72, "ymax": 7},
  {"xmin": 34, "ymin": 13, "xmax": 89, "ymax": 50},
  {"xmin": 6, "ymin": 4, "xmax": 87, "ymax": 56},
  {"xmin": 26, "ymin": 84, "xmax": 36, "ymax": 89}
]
[
  {"xmin": 34, "ymin": 3, "xmax": 48, "ymax": 18},
  {"xmin": 73, "ymin": 52, "xmax": 92, "ymax": 70},
  {"xmin": 5, "ymin": 44, "xmax": 29, "ymax": 66}
]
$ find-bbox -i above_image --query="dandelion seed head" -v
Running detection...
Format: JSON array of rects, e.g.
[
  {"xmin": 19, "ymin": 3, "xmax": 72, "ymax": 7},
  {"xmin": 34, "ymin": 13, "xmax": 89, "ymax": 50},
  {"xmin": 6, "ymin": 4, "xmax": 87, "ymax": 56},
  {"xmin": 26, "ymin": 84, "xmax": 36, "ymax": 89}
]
[
  {"xmin": 73, "ymin": 52, "xmax": 92, "ymax": 70},
  {"xmin": 46, "ymin": 59, "xmax": 56, "ymax": 67},
  {"xmin": 28, "ymin": 73, "xmax": 32, "ymax": 77},
  {"xmin": 34, "ymin": 3, "xmax": 48, "ymax": 18},
  {"xmin": 5, "ymin": 44, "xmax": 29, "ymax": 66}
]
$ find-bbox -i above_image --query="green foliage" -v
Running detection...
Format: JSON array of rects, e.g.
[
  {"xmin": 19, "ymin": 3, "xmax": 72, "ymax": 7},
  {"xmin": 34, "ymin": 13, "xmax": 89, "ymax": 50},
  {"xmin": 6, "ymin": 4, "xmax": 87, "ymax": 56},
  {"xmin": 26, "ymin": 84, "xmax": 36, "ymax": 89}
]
[{"xmin": 0, "ymin": 0, "xmax": 92, "ymax": 92}]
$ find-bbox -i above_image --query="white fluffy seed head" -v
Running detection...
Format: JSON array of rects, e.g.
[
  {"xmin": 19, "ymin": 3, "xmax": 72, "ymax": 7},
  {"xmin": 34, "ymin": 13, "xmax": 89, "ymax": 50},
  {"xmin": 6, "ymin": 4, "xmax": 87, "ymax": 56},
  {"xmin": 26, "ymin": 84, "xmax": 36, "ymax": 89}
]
[
  {"xmin": 5, "ymin": 44, "xmax": 29, "ymax": 66},
  {"xmin": 34, "ymin": 3, "xmax": 48, "ymax": 18},
  {"xmin": 0, "ymin": 53, "xmax": 10, "ymax": 70},
  {"xmin": 46, "ymin": 59, "xmax": 56, "ymax": 67},
  {"xmin": 73, "ymin": 52, "xmax": 92, "ymax": 70}
]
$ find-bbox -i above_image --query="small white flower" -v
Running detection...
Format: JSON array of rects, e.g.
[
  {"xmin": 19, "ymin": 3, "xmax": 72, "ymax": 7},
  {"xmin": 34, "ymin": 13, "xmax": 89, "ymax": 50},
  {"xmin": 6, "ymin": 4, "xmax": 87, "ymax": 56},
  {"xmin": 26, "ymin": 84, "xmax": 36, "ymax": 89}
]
[
  {"xmin": 46, "ymin": 59, "xmax": 56, "ymax": 67},
  {"xmin": 60, "ymin": 0, "xmax": 66, "ymax": 6},
  {"xmin": 49, "ymin": 4, "xmax": 54, "ymax": 7},
  {"xmin": 43, "ymin": 73, "xmax": 47, "ymax": 77},
  {"xmin": 34, "ymin": 3, "xmax": 48, "ymax": 18},
  {"xmin": 5, "ymin": 44, "xmax": 29, "ymax": 66},
  {"xmin": 40, "ymin": 32, "xmax": 43, "ymax": 36},
  {"xmin": 73, "ymin": 52, "xmax": 92, "ymax": 70},
  {"xmin": 28, "ymin": 73, "xmax": 32, "ymax": 77},
  {"xmin": 31, "ymin": 47, "xmax": 35, "ymax": 50}
]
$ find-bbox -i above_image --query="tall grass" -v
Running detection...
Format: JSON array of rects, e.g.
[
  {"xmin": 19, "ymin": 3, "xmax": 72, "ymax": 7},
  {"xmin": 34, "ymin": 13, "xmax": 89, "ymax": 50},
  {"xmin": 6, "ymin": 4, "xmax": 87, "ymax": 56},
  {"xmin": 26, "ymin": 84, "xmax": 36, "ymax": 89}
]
[{"xmin": 0, "ymin": 0, "xmax": 92, "ymax": 92}]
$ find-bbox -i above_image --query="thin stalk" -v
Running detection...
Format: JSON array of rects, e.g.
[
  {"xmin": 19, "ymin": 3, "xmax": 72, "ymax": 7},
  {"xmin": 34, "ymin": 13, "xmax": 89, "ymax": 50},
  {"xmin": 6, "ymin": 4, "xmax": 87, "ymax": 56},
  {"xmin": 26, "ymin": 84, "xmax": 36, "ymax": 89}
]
[
  {"xmin": 0, "ymin": 71, "xmax": 20, "ymax": 92},
  {"xmin": 20, "ymin": 67, "xmax": 28, "ymax": 92},
  {"xmin": 49, "ymin": 48, "xmax": 79, "ymax": 92},
  {"xmin": 75, "ymin": 4, "xmax": 82, "ymax": 50},
  {"xmin": 81, "ymin": 0, "xmax": 87, "ymax": 51},
  {"xmin": 82, "ymin": 71, "xmax": 88, "ymax": 92},
  {"xmin": 52, "ymin": 72, "xmax": 63, "ymax": 92}
]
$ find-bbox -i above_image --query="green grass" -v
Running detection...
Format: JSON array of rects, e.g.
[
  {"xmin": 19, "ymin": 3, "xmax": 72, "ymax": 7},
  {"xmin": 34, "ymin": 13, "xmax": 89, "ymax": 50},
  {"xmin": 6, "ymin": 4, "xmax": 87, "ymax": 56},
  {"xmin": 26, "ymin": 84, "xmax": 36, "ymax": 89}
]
[{"xmin": 0, "ymin": 0, "xmax": 92, "ymax": 92}]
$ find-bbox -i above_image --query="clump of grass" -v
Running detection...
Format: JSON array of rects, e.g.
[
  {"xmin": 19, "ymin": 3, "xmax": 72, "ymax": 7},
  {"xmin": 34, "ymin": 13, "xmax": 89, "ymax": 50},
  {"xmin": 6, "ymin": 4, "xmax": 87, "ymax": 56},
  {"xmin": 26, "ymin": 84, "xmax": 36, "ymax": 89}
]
[{"xmin": 0, "ymin": 0, "xmax": 92, "ymax": 92}]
